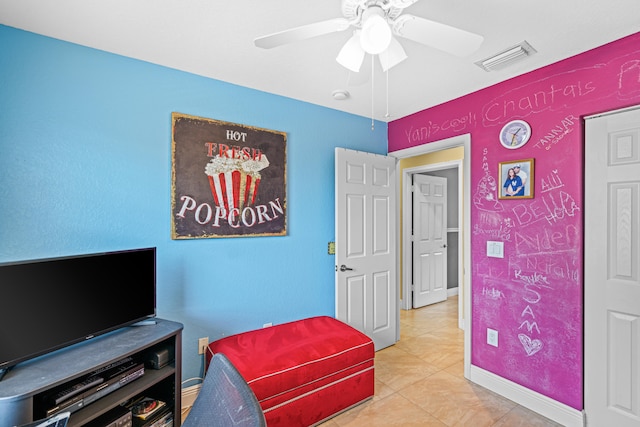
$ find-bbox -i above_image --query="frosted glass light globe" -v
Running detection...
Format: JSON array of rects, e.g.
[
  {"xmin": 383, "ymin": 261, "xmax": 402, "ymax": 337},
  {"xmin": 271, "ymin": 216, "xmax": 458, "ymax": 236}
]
[{"xmin": 360, "ymin": 8, "xmax": 391, "ymax": 54}]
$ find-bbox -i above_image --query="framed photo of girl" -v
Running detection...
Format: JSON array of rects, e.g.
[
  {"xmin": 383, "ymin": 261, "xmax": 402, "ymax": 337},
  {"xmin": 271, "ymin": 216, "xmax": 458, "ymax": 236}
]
[{"xmin": 498, "ymin": 158, "xmax": 534, "ymax": 199}]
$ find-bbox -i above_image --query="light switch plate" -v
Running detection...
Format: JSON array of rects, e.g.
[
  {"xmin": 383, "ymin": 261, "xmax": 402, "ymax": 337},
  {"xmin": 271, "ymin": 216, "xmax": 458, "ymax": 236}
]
[
  {"xmin": 328, "ymin": 242, "xmax": 335, "ymax": 255},
  {"xmin": 487, "ymin": 241, "xmax": 504, "ymax": 258},
  {"xmin": 487, "ymin": 328, "xmax": 498, "ymax": 347}
]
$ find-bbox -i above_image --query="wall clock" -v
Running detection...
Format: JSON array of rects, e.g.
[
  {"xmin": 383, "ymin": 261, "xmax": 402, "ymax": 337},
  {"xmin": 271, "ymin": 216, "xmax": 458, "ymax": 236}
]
[{"xmin": 500, "ymin": 119, "xmax": 531, "ymax": 149}]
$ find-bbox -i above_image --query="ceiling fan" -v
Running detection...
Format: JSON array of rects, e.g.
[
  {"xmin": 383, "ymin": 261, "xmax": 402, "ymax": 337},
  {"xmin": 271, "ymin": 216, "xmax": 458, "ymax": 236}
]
[{"xmin": 254, "ymin": 0, "xmax": 484, "ymax": 73}]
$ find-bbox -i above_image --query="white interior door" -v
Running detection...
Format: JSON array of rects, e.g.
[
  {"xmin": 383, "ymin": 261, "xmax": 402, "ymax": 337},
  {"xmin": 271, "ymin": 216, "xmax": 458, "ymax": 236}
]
[
  {"xmin": 412, "ymin": 174, "xmax": 448, "ymax": 308},
  {"xmin": 585, "ymin": 106, "xmax": 640, "ymax": 427},
  {"xmin": 335, "ymin": 148, "xmax": 397, "ymax": 351}
]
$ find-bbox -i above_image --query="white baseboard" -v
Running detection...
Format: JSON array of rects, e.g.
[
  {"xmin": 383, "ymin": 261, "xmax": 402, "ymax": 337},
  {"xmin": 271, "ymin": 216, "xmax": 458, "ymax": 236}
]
[
  {"xmin": 181, "ymin": 384, "xmax": 202, "ymax": 411},
  {"xmin": 447, "ymin": 286, "xmax": 459, "ymax": 297},
  {"xmin": 469, "ymin": 365, "xmax": 584, "ymax": 427}
]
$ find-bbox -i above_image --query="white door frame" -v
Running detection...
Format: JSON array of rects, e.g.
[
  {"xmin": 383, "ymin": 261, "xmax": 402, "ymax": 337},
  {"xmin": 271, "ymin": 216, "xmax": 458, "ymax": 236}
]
[
  {"xmin": 404, "ymin": 162, "xmax": 462, "ymax": 317},
  {"xmin": 584, "ymin": 104, "xmax": 640, "ymax": 426},
  {"xmin": 389, "ymin": 133, "xmax": 471, "ymax": 378}
]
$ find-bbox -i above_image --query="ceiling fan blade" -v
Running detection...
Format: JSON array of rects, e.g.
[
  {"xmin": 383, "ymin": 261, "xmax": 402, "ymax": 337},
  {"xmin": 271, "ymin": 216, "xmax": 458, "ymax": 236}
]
[
  {"xmin": 379, "ymin": 37, "xmax": 408, "ymax": 72},
  {"xmin": 346, "ymin": 57, "xmax": 371, "ymax": 87},
  {"xmin": 392, "ymin": 14, "xmax": 484, "ymax": 56},
  {"xmin": 388, "ymin": 0, "xmax": 421, "ymax": 9},
  {"xmin": 346, "ymin": 70, "xmax": 369, "ymax": 87},
  {"xmin": 255, "ymin": 18, "xmax": 350, "ymax": 49},
  {"xmin": 336, "ymin": 31, "xmax": 365, "ymax": 72}
]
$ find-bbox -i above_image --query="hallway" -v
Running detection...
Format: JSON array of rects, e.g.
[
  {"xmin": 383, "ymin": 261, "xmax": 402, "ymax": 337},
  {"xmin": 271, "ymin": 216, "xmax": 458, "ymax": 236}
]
[{"xmin": 319, "ymin": 296, "xmax": 562, "ymax": 426}]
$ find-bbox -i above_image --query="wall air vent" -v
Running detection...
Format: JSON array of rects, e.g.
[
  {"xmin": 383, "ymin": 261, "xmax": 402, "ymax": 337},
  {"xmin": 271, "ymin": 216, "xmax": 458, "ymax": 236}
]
[{"xmin": 476, "ymin": 41, "xmax": 537, "ymax": 72}]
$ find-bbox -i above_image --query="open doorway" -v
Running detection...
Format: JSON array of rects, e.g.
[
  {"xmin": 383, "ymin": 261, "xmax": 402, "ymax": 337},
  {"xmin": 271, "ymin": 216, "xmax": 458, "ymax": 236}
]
[{"xmin": 389, "ymin": 133, "xmax": 471, "ymax": 377}]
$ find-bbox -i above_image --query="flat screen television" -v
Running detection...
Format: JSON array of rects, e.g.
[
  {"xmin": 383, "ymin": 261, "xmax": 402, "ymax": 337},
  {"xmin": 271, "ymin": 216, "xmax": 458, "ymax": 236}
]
[{"xmin": 0, "ymin": 247, "xmax": 156, "ymax": 374}]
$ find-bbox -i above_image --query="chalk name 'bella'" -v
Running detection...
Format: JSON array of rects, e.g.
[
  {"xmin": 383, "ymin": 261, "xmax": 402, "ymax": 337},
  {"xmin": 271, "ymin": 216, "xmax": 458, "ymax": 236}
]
[{"xmin": 176, "ymin": 196, "xmax": 284, "ymax": 229}]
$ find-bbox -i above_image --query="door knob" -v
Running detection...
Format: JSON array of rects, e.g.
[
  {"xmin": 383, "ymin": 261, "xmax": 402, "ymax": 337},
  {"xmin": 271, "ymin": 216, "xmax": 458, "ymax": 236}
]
[{"xmin": 339, "ymin": 264, "xmax": 353, "ymax": 272}]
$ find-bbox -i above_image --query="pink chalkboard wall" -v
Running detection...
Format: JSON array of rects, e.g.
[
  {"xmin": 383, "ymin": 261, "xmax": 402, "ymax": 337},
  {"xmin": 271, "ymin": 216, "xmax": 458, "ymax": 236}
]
[{"xmin": 388, "ymin": 32, "xmax": 640, "ymax": 410}]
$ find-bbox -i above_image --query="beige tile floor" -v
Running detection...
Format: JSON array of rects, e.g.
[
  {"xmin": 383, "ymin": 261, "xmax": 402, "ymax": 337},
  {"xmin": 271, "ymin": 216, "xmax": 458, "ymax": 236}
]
[{"xmin": 318, "ymin": 296, "xmax": 563, "ymax": 427}]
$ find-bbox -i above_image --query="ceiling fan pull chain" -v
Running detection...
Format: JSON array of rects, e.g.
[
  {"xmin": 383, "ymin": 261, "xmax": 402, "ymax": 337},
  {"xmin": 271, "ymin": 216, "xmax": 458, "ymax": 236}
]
[
  {"xmin": 385, "ymin": 66, "xmax": 389, "ymax": 118},
  {"xmin": 371, "ymin": 55, "xmax": 375, "ymax": 131}
]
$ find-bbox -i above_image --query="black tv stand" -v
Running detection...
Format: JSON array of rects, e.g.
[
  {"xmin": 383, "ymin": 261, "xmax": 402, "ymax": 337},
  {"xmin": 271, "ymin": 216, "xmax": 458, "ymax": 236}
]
[
  {"xmin": 133, "ymin": 319, "xmax": 158, "ymax": 326},
  {"xmin": 0, "ymin": 318, "xmax": 182, "ymax": 427}
]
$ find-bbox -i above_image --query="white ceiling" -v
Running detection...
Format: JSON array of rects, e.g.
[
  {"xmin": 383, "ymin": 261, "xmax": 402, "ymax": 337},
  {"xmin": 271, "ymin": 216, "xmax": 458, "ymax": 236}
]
[{"xmin": 1, "ymin": 0, "xmax": 639, "ymax": 122}]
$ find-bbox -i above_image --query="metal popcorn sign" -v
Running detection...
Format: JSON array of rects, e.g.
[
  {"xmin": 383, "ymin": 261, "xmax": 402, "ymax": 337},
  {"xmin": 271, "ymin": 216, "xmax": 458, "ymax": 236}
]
[{"xmin": 171, "ymin": 112, "xmax": 287, "ymax": 238}]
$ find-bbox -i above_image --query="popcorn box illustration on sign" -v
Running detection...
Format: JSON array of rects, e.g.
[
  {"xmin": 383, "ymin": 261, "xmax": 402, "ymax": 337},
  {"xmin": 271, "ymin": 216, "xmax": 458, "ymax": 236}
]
[{"xmin": 204, "ymin": 149, "xmax": 270, "ymax": 218}]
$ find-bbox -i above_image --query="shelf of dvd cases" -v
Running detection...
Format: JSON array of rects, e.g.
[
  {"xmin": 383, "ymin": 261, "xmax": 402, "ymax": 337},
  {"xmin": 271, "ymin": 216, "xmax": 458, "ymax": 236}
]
[{"xmin": 0, "ymin": 318, "xmax": 183, "ymax": 427}]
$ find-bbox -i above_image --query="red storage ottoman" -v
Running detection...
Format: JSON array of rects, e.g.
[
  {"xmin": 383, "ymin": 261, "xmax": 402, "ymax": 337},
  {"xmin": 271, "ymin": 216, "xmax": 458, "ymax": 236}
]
[{"xmin": 206, "ymin": 316, "xmax": 374, "ymax": 426}]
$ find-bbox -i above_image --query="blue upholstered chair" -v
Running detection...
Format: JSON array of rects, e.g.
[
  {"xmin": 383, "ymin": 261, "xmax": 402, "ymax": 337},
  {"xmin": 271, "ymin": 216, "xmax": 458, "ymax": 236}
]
[{"xmin": 182, "ymin": 353, "xmax": 266, "ymax": 427}]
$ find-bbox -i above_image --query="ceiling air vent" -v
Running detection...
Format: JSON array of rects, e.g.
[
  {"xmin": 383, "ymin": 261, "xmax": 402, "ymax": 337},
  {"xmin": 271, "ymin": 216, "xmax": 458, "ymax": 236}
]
[{"xmin": 476, "ymin": 41, "xmax": 537, "ymax": 72}]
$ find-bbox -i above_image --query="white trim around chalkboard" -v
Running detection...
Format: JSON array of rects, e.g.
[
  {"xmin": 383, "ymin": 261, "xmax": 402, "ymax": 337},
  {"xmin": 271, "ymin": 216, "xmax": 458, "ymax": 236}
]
[{"xmin": 469, "ymin": 365, "xmax": 584, "ymax": 427}]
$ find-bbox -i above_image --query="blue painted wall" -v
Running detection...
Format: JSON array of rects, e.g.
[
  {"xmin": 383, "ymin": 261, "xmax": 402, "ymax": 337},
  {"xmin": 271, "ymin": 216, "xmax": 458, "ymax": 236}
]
[{"xmin": 0, "ymin": 25, "xmax": 387, "ymax": 383}]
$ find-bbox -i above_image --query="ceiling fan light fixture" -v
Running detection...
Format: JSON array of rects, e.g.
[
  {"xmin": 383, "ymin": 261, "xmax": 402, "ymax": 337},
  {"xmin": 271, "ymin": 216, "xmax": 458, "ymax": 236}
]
[
  {"xmin": 379, "ymin": 37, "xmax": 407, "ymax": 71},
  {"xmin": 360, "ymin": 7, "xmax": 392, "ymax": 54},
  {"xmin": 336, "ymin": 31, "xmax": 365, "ymax": 72}
]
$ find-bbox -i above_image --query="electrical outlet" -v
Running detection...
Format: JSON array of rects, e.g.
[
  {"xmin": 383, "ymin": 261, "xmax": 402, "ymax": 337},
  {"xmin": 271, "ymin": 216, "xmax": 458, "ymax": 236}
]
[
  {"xmin": 198, "ymin": 337, "xmax": 209, "ymax": 355},
  {"xmin": 487, "ymin": 328, "xmax": 498, "ymax": 347}
]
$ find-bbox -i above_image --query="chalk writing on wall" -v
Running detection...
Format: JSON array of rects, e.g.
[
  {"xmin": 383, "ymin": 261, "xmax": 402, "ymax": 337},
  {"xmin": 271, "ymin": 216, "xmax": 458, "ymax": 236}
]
[
  {"xmin": 514, "ymin": 269, "xmax": 552, "ymax": 356},
  {"xmin": 506, "ymin": 170, "xmax": 581, "ymax": 357},
  {"xmin": 619, "ymin": 58, "xmax": 640, "ymax": 99},
  {"xmin": 481, "ymin": 67, "xmax": 599, "ymax": 127},
  {"xmin": 388, "ymin": 46, "xmax": 640, "ymax": 152},
  {"xmin": 510, "ymin": 171, "xmax": 580, "ymax": 227},
  {"xmin": 510, "ymin": 252, "xmax": 580, "ymax": 285},
  {"xmin": 534, "ymin": 115, "xmax": 579, "ymax": 151},
  {"xmin": 540, "ymin": 169, "xmax": 565, "ymax": 192},
  {"xmin": 511, "ymin": 192, "xmax": 580, "ymax": 226},
  {"xmin": 474, "ymin": 211, "xmax": 514, "ymax": 241},
  {"xmin": 481, "ymin": 49, "xmax": 640, "ymax": 131},
  {"xmin": 482, "ymin": 287, "xmax": 505, "ymax": 300},
  {"xmin": 473, "ymin": 148, "xmax": 504, "ymax": 212},
  {"xmin": 518, "ymin": 333, "xmax": 543, "ymax": 356},
  {"xmin": 478, "ymin": 51, "xmax": 640, "ymax": 145},
  {"xmin": 474, "ymin": 257, "xmax": 507, "ymax": 299},
  {"xmin": 507, "ymin": 244, "xmax": 580, "ymax": 360},
  {"xmin": 402, "ymin": 112, "xmax": 476, "ymax": 144}
]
